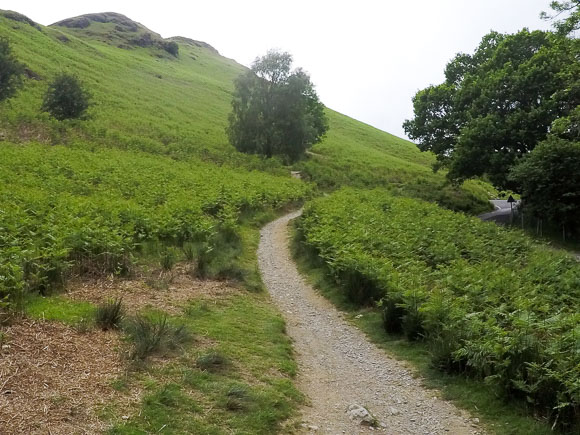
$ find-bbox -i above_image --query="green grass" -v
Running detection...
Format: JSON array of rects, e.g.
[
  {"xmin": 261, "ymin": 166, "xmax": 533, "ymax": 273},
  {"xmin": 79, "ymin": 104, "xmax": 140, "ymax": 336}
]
[
  {"xmin": 298, "ymin": 111, "xmax": 496, "ymax": 214},
  {"xmin": 290, "ymin": 225, "xmax": 556, "ymax": 435},
  {"xmin": 109, "ymin": 292, "xmax": 303, "ymax": 434},
  {"xmin": 25, "ymin": 294, "xmax": 95, "ymax": 325}
]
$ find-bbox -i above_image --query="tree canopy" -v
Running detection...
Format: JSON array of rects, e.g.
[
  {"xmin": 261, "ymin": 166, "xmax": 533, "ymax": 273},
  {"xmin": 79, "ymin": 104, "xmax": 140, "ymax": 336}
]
[
  {"xmin": 227, "ymin": 50, "xmax": 328, "ymax": 162},
  {"xmin": 510, "ymin": 105, "xmax": 580, "ymax": 235},
  {"xmin": 0, "ymin": 37, "xmax": 23, "ymax": 102},
  {"xmin": 510, "ymin": 138, "xmax": 580, "ymax": 236},
  {"xmin": 42, "ymin": 73, "xmax": 91, "ymax": 120},
  {"xmin": 541, "ymin": 0, "xmax": 580, "ymax": 34},
  {"xmin": 403, "ymin": 29, "xmax": 580, "ymax": 189}
]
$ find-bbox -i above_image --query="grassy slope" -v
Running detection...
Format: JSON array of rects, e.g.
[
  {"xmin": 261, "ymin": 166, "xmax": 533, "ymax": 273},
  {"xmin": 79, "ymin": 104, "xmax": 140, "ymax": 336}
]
[
  {"xmin": 0, "ymin": 11, "xmax": 493, "ymax": 212},
  {"xmin": 300, "ymin": 110, "xmax": 496, "ymax": 214},
  {"xmin": 0, "ymin": 12, "xmax": 250, "ymax": 165}
]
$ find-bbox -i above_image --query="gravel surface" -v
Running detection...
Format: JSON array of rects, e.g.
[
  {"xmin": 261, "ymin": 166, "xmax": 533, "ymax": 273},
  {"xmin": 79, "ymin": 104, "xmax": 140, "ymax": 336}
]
[{"xmin": 258, "ymin": 211, "xmax": 483, "ymax": 434}]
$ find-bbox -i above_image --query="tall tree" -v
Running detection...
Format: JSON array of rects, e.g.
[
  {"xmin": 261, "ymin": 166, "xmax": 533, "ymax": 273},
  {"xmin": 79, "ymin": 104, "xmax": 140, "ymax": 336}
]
[
  {"xmin": 404, "ymin": 29, "xmax": 580, "ymax": 189},
  {"xmin": 227, "ymin": 50, "xmax": 328, "ymax": 162},
  {"xmin": 510, "ymin": 138, "xmax": 580, "ymax": 237},
  {"xmin": 510, "ymin": 106, "xmax": 580, "ymax": 236}
]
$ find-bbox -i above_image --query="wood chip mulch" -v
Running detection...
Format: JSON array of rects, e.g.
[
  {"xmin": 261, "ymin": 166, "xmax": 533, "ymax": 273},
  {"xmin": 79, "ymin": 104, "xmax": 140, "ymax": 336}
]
[
  {"xmin": 0, "ymin": 268, "xmax": 237, "ymax": 434},
  {"xmin": 0, "ymin": 320, "xmax": 123, "ymax": 434}
]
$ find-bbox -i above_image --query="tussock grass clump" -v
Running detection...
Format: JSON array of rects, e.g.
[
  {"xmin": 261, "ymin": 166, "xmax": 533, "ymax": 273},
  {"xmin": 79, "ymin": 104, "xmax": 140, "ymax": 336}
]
[
  {"xmin": 182, "ymin": 242, "xmax": 196, "ymax": 262},
  {"xmin": 95, "ymin": 298, "xmax": 124, "ymax": 330},
  {"xmin": 160, "ymin": 247, "xmax": 177, "ymax": 272},
  {"xmin": 225, "ymin": 386, "xmax": 250, "ymax": 411},
  {"xmin": 125, "ymin": 314, "xmax": 190, "ymax": 360},
  {"xmin": 192, "ymin": 237, "xmax": 246, "ymax": 282},
  {"xmin": 196, "ymin": 351, "xmax": 229, "ymax": 372}
]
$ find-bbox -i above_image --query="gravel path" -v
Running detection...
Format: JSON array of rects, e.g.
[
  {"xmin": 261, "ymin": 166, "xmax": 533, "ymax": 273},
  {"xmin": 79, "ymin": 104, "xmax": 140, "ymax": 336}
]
[{"xmin": 258, "ymin": 211, "xmax": 483, "ymax": 434}]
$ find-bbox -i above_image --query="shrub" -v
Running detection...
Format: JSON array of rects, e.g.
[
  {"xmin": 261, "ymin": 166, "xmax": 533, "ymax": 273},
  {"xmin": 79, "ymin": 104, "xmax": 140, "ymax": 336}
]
[
  {"xmin": 0, "ymin": 37, "xmax": 23, "ymax": 102},
  {"xmin": 41, "ymin": 73, "xmax": 91, "ymax": 120},
  {"xmin": 95, "ymin": 298, "xmax": 124, "ymax": 330}
]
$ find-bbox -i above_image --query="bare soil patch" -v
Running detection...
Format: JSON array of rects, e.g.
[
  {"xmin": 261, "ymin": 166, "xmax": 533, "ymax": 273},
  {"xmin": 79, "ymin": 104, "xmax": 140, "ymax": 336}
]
[
  {"xmin": 0, "ymin": 320, "xmax": 123, "ymax": 434},
  {"xmin": 66, "ymin": 265, "xmax": 236, "ymax": 314}
]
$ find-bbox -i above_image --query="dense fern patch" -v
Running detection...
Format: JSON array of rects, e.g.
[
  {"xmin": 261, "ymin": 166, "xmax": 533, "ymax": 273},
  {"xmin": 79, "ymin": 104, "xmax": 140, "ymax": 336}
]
[
  {"xmin": 0, "ymin": 143, "xmax": 311, "ymax": 308},
  {"xmin": 297, "ymin": 188, "xmax": 580, "ymax": 430}
]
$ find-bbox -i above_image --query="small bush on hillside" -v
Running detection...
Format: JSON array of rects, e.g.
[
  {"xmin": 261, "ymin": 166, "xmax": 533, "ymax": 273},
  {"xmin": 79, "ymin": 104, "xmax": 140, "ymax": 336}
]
[
  {"xmin": 42, "ymin": 73, "xmax": 91, "ymax": 120},
  {"xmin": 0, "ymin": 37, "xmax": 23, "ymax": 102},
  {"xmin": 162, "ymin": 41, "xmax": 179, "ymax": 56},
  {"xmin": 95, "ymin": 298, "xmax": 124, "ymax": 330}
]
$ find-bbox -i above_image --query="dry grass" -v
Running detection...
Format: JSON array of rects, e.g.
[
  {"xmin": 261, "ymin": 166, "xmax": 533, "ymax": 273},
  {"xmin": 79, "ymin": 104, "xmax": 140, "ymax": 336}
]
[
  {"xmin": 66, "ymin": 265, "xmax": 237, "ymax": 315},
  {"xmin": 0, "ymin": 320, "xmax": 123, "ymax": 434}
]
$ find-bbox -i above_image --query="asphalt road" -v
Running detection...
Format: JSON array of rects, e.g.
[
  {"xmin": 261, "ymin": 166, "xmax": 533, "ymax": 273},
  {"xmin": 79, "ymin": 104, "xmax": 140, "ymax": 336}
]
[{"xmin": 478, "ymin": 200, "xmax": 519, "ymax": 224}]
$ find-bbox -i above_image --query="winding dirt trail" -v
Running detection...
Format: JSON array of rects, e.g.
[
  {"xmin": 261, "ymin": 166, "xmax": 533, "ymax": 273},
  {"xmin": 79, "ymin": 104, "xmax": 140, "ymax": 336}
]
[{"xmin": 258, "ymin": 211, "xmax": 483, "ymax": 434}]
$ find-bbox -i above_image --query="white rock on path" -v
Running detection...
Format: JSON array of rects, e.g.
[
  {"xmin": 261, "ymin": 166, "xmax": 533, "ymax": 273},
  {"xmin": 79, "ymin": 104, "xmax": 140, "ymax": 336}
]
[{"xmin": 347, "ymin": 404, "xmax": 377, "ymax": 426}]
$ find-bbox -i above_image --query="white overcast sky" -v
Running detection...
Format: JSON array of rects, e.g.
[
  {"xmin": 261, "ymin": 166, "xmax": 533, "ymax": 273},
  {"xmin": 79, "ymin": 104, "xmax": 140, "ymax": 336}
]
[{"xmin": 3, "ymin": 1, "xmax": 553, "ymax": 139}]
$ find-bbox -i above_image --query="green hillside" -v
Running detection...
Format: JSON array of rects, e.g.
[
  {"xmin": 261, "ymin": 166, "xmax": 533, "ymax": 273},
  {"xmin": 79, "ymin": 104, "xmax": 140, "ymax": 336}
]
[
  {"xmin": 301, "ymin": 111, "xmax": 495, "ymax": 213},
  {"xmin": 0, "ymin": 10, "xmax": 496, "ymax": 433},
  {"xmin": 0, "ymin": 12, "xmax": 313, "ymax": 433},
  {"xmin": 0, "ymin": 11, "xmax": 249, "ymax": 164},
  {"xmin": 0, "ymin": 10, "xmax": 492, "ymax": 211}
]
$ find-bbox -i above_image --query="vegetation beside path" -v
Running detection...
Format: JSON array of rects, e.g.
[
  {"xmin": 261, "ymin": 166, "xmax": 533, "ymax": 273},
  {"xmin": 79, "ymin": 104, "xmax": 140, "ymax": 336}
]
[{"xmin": 294, "ymin": 188, "xmax": 580, "ymax": 433}]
